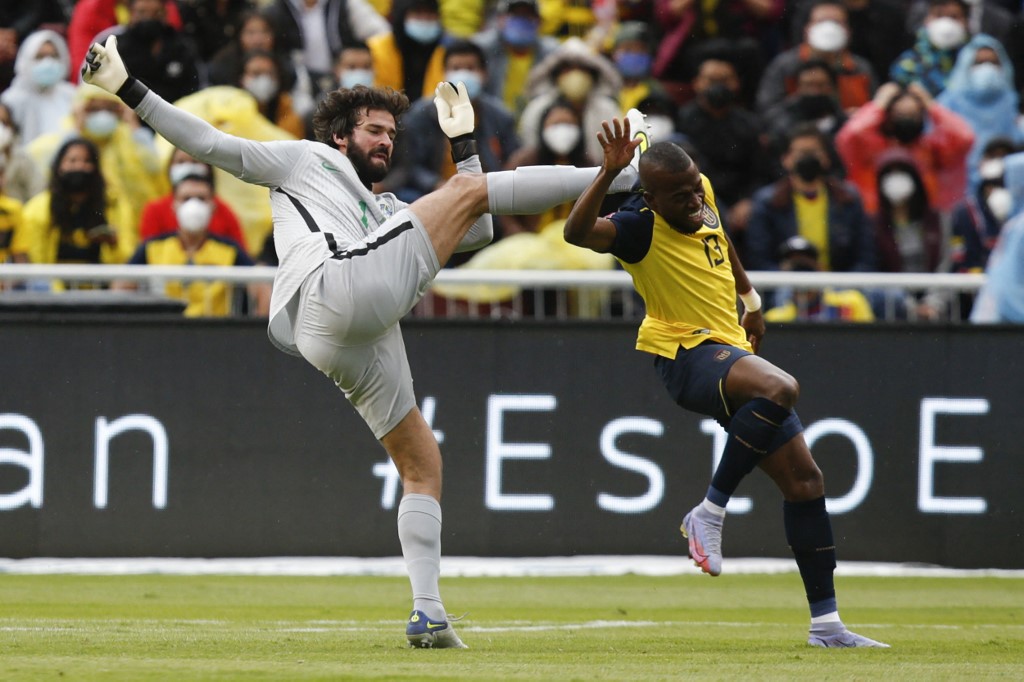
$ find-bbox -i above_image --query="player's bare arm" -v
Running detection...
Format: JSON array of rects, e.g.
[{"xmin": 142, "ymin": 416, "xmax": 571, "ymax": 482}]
[
  {"xmin": 724, "ymin": 229, "xmax": 765, "ymax": 354},
  {"xmin": 563, "ymin": 118, "xmax": 641, "ymax": 253}
]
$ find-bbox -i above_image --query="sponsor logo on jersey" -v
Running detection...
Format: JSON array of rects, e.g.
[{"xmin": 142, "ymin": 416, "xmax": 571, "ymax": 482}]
[
  {"xmin": 714, "ymin": 349, "xmax": 732, "ymax": 361},
  {"xmin": 691, "ymin": 328, "xmax": 711, "ymax": 335},
  {"xmin": 702, "ymin": 204, "xmax": 719, "ymax": 228},
  {"xmin": 321, "ymin": 161, "xmax": 342, "ymax": 173}
]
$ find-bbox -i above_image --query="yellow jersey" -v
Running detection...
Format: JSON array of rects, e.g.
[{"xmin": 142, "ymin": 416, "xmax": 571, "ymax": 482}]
[
  {"xmin": 609, "ymin": 175, "xmax": 751, "ymax": 358},
  {"xmin": 129, "ymin": 233, "xmax": 253, "ymax": 317}
]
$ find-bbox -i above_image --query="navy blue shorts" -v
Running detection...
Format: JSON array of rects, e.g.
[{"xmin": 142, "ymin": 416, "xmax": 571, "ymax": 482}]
[{"xmin": 654, "ymin": 342, "xmax": 804, "ymax": 450}]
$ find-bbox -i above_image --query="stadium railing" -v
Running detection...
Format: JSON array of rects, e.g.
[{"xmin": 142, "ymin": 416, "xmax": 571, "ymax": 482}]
[{"xmin": 0, "ymin": 264, "xmax": 988, "ymax": 322}]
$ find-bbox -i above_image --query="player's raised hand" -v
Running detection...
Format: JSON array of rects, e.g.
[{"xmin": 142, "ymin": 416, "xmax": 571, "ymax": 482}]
[
  {"xmin": 597, "ymin": 117, "xmax": 641, "ymax": 174},
  {"xmin": 82, "ymin": 35, "xmax": 130, "ymax": 94},
  {"xmin": 434, "ymin": 81, "xmax": 475, "ymax": 139}
]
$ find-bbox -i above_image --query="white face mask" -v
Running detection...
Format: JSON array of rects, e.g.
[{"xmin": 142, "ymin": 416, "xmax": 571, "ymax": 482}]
[
  {"xmin": 169, "ymin": 161, "xmax": 211, "ymax": 186},
  {"xmin": 31, "ymin": 56, "xmax": 64, "ymax": 88},
  {"xmin": 542, "ymin": 122, "xmax": 581, "ymax": 155},
  {"xmin": 807, "ymin": 20, "xmax": 848, "ymax": 53},
  {"xmin": 979, "ymin": 157, "xmax": 1005, "ymax": 181},
  {"xmin": 175, "ymin": 197, "xmax": 213, "ymax": 233},
  {"xmin": 0, "ymin": 124, "xmax": 13, "ymax": 151},
  {"xmin": 926, "ymin": 16, "xmax": 967, "ymax": 51},
  {"xmin": 986, "ymin": 187, "xmax": 1012, "ymax": 221},
  {"xmin": 243, "ymin": 74, "xmax": 278, "ymax": 104},
  {"xmin": 881, "ymin": 171, "xmax": 916, "ymax": 203}
]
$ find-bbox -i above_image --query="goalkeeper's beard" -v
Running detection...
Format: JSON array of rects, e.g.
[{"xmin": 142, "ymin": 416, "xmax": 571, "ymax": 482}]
[{"xmin": 346, "ymin": 139, "xmax": 391, "ymax": 184}]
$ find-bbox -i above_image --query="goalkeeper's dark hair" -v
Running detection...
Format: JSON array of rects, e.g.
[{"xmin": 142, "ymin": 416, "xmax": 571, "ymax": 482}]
[
  {"xmin": 312, "ymin": 85, "xmax": 410, "ymax": 144},
  {"xmin": 49, "ymin": 137, "xmax": 107, "ymax": 234}
]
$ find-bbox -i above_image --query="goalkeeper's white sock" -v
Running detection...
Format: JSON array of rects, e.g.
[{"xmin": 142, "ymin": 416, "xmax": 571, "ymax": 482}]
[
  {"xmin": 485, "ymin": 165, "xmax": 638, "ymax": 215},
  {"xmin": 397, "ymin": 493, "xmax": 446, "ymax": 621}
]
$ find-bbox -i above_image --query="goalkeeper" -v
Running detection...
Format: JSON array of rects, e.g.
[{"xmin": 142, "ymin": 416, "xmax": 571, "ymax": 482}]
[{"xmin": 82, "ymin": 36, "xmax": 641, "ymax": 649}]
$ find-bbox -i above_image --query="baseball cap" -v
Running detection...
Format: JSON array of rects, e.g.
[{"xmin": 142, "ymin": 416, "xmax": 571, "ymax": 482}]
[{"xmin": 778, "ymin": 235, "xmax": 820, "ymax": 260}]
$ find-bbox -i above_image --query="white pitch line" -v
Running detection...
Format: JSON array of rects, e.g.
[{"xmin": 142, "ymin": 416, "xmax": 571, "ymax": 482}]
[{"xmin": 1, "ymin": 556, "xmax": 1022, "ymax": 577}]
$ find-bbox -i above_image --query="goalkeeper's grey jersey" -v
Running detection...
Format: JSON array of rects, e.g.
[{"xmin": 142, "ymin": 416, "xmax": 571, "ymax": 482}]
[{"xmin": 136, "ymin": 90, "xmax": 407, "ymax": 355}]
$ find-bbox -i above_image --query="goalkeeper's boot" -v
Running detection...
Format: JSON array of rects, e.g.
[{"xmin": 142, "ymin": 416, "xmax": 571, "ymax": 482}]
[
  {"xmin": 808, "ymin": 625, "xmax": 890, "ymax": 648},
  {"xmin": 406, "ymin": 610, "xmax": 468, "ymax": 649},
  {"xmin": 625, "ymin": 107, "xmax": 651, "ymax": 174},
  {"xmin": 681, "ymin": 503, "xmax": 724, "ymax": 576}
]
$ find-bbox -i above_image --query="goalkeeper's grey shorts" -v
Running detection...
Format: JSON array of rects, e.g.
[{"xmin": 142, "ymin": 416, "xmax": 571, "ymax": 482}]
[{"xmin": 293, "ymin": 208, "xmax": 440, "ymax": 439}]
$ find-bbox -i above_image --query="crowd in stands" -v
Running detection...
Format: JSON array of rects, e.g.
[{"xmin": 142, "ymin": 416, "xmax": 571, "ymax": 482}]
[{"xmin": 1, "ymin": 0, "xmax": 1023, "ymax": 322}]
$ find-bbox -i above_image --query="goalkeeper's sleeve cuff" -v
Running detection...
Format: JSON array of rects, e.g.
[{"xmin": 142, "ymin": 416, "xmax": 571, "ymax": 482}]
[
  {"xmin": 117, "ymin": 77, "xmax": 149, "ymax": 109},
  {"xmin": 449, "ymin": 133, "xmax": 477, "ymax": 163}
]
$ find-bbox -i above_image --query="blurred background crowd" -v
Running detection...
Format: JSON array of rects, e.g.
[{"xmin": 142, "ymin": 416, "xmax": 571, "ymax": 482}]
[{"xmin": 1, "ymin": 0, "xmax": 1023, "ymax": 322}]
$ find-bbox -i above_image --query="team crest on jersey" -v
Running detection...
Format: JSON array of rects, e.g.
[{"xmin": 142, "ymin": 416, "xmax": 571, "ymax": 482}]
[
  {"xmin": 702, "ymin": 205, "xmax": 719, "ymax": 228},
  {"xmin": 378, "ymin": 200, "xmax": 395, "ymax": 218}
]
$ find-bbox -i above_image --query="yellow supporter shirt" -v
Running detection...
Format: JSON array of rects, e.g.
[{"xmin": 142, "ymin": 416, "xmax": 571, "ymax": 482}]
[
  {"xmin": 0, "ymin": 195, "xmax": 24, "ymax": 262},
  {"xmin": 131, "ymin": 233, "xmax": 252, "ymax": 317},
  {"xmin": 610, "ymin": 176, "xmax": 750, "ymax": 358},
  {"xmin": 503, "ymin": 50, "xmax": 534, "ymax": 116},
  {"xmin": 794, "ymin": 188, "xmax": 830, "ymax": 270}
]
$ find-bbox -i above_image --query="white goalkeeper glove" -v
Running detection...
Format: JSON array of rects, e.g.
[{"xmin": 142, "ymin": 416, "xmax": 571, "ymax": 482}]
[
  {"xmin": 434, "ymin": 81, "xmax": 475, "ymax": 139},
  {"xmin": 82, "ymin": 35, "xmax": 130, "ymax": 93}
]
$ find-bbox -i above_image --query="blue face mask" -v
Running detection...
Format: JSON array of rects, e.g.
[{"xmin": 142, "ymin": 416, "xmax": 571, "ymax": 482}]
[
  {"xmin": 445, "ymin": 69, "xmax": 483, "ymax": 100},
  {"xmin": 84, "ymin": 110, "xmax": 119, "ymax": 139},
  {"xmin": 404, "ymin": 18, "xmax": 442, "ymax": 44},
  {"xmin": 31, "ymin": 57, "xmax": 65, "ymax": 88},
  {"xmin": 615, "ymin": 51, "xmax": 651, "ymax": 79},
  {"xmin": 502, "ymin": 16, "xmax": 539, "ymax": 48},
  {"xmin": 968, "ymin": 62, "xmax": 1004, "ymax": 96},
  {"xmin": 339, "ymin": 69, "xmax": 374, "ymax": 89}
]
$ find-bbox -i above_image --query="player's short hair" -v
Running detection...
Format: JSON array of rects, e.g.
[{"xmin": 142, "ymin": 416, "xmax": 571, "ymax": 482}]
[
  {"xmin": 312, "ymin": 85, "xmax": 410, "ymax": 144},
  {"xmin": 638, "ymin": 141, "xmax": 694, "ymax": 178}
]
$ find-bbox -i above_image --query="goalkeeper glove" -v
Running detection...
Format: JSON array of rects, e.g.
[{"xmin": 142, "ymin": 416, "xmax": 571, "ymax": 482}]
[
  {"xmin": 82, "ymin": 35, "xmax": 149, "ymax": 108},
  {"xmin": 434, "ymin": 81, "xmax": 477, "ymax": 162}
]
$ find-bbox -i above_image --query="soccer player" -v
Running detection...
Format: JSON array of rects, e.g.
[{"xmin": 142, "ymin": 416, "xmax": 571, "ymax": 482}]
[
  {"xmin": 81, "ymin": 36, "xmax": 639, "ymax": 649},
  {"xmin": 563, "ymin": 119, "xmax": 889, "ymax": 649}
]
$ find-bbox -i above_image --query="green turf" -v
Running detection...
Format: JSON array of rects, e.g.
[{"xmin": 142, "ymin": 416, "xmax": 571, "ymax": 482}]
[{"xmin": 1, "ymin": 573, "xmax": 1022, "ymax": 681}]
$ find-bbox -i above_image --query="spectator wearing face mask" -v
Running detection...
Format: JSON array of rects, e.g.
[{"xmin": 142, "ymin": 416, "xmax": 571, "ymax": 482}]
[
  {"xmin": 27, "ymin": 84, "xmax": 166, "ymax": 240},
  {"xmin": 517, "ymin": 38, "xmax": 622, "ymax": 164},
  {"xmin": 872, "ymin": 148, "xmax": 949, "ymax": 318},
  {"xmin": 15, "ymin": 137, "xmax": 135, "ymax": 267},
  {"xmin": 138, "ymin": 149, "xmax": 248, "ymax": 251},
  {"xmin": 611, "ymin": 21, "xmax": 670, "ymax": 114},
  {"xmin": 333, "ymin": 42, "xmax": 376, "ymax": 90},
  {"xmin": 1, "ymin": 30, "xmax": 77, "ymax": 148},
  {"xmin": 890, "ymin": 0, "xmax": 970, "ymax": 96},
  {"xmin": 369, "ymin": 0, "xmax": 447, "ymax": 100},
  {"xmin": 937, "ymin": 34, "xmax": 1024, "ymax": 192},
  {"xmin": 747, "ymin": 122, "xmax": 874, "ymax": 272},
  {"xmin": 0, "ymin": 103, "xmax": 45, "ymax": 204},
  {"xmin": 473, "ymin": 0, "xmax": 560, "ymax": 117},
  {"xmin": 835, "ymin": 80, "xmax": 974, "ymax": 214},
  {"xmin": 380, "ymin": 40, "xmax": 520, "ymax": 206},
  {"xmin": 789, "ymin": 0, "xmax": 913, "ymax": 92},
  {"xmin": 949, "ymin": 137, "xmax": 1016, "ymax": 275},
  {"xmin": 763, "ymin": 59, "xmax": 848, "ymax": 174},
  {"xmin": 499, "ymin": 98, "xmax": 594, "ymax": 237},
  {"xmin": 238, "ymin": 50, "xmax": 308, "ymax": 140},
  {"xmin": 757, "ymin": 0, "xmax": 877, "ymax": 116},
  {"xmin": 676, "ymin": 54, "xmax": 770, "ymax": 245},
  {"xmin": 117, "ymin": 173, "xmax": 259, "ymax": 317}
]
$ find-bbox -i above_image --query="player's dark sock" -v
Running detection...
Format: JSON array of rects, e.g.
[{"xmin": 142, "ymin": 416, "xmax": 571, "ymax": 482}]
[
  {"xmin": 784, "ymin": 496, "xmax": 838, "ymax": 615},
  {"xmin": 711, "ymin": 397, "xmax": 791, "ymax": 498}
]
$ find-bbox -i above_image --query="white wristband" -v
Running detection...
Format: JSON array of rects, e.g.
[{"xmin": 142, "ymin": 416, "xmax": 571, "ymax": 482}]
[{"xmin": 739, "ymin": 289, "xmax": 761, "ymax": 313}]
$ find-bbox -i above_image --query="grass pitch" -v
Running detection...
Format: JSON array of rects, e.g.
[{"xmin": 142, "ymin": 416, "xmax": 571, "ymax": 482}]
[{"xmin": 1, "ymin": 572, "xmax": 1022, "ymax": 681}]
